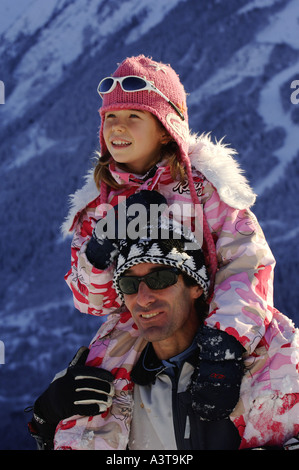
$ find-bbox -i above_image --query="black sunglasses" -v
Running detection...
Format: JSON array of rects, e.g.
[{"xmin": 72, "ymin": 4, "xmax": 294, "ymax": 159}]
[{"xmin": 118, "ymin": 267, "xmax": 181, "ymax": 295}]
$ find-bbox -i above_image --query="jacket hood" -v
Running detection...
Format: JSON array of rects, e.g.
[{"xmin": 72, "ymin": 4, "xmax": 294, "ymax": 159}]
[
  {"xmin": 61, "ymin": 133, "xmax": 256, "ymax": 237},
  {"xmin": 189, "ymin": 133, "xmax": 256, "ymax": 210}
]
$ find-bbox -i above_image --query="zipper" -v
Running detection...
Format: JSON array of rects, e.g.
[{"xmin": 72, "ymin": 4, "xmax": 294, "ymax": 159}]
[{"xmin": 171, "ymin": 366, "xmax": 191, "ymax": 450}]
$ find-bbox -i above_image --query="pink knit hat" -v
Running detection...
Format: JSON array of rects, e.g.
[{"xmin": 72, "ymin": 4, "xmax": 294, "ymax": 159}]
[
  {"xmin": 98, "ymin": 55, "xmax": 217, "ymax": 300},
  {"xmin": 99, "ymin": 55, "xmax": 189, "ymax": 166}
]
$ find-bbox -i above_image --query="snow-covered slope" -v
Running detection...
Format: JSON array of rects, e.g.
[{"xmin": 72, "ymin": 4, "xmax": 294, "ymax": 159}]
[{"xmin": 0, "ymin": 0, "xmax": 298, "ymax": 449}]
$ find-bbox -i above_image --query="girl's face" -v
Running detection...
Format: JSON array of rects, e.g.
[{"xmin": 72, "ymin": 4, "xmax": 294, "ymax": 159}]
[{"xmin": 103, "ymin": 109, "xmax": 169, "ymax": 174}]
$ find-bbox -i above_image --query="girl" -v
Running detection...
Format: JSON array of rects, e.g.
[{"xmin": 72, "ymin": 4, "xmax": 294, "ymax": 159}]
[{"xmin": 55, "ymin": 55, "xmax": 299, "ymax": 449}]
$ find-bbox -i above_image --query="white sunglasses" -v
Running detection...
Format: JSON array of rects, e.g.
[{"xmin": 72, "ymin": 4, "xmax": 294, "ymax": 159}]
[{"xmin": 97, "ymin": 75, "xmax": 185, "ymax": 121}]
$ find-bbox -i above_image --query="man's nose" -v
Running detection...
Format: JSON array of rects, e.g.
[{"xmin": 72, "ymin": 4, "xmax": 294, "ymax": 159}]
[{"xmin": 136, "ymin": 281, "xmax": 155, "ymax": 307}]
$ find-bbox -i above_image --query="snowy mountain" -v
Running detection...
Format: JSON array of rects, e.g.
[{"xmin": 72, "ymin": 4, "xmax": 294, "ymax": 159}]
[{"xmin": 0, "ymin": 0, "xmax": 298, "ymax": 450}]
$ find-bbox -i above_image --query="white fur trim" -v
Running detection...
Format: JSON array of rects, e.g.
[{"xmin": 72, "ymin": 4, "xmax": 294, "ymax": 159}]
[
  {"xmin": 61, "ymin": 168, "xmax": 99, "ymax": 237},
  {"xmin": 61, "ymin": 134, "xmax": 256, "ymax": 236},
  {"xmin": 188, "ymin": 132, "xmax": 256, "ymax": 210}
]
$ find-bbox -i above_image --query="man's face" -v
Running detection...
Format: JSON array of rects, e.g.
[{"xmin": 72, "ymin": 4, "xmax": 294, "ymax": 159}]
[{"xmin": 122, "ymin": 263, "xmax": 203, "ymax": 356}]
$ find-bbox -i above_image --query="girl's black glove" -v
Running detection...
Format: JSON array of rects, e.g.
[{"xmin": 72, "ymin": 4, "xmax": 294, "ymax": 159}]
[
  {"xmin": 189, "ymin": 326, "xmax": 245, "ymax": 421},
  {"xmin": 29, "ymin": 347, "xmax": 115, "ymax": 449},
  {"xmin": 86, "ymin": 190, "xmax": 167, "ymax": 269},
  {"xmin": 85, "ymin": 234, "xmax": 118, "ymax": 269}
]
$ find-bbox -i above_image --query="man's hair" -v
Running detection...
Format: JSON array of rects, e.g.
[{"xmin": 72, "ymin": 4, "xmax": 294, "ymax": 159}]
[{"xmin": 181, "ymin": 272, "xmax": 209, "ymax": 324}]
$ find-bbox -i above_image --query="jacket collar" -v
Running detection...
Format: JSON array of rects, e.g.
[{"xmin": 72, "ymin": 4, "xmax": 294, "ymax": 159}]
[
  {"xmin": 108, "ymin": 160, "xmax": 169, "ymax": 188},
  {"xmin": 61, "ymin": 132, "xmax": 257, "ymax": 237},
  {"xmin": 131, "ymin": 340, "xmax": 199, "ymax": 386}
]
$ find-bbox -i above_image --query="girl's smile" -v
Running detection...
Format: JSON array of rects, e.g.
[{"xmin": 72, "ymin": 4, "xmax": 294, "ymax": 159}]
[{"xmin": 111, "ymin": 139, "xmax": 131, "ymax": 147}]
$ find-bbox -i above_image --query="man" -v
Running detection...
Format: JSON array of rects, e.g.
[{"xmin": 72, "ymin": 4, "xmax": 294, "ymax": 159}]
[
  {"xmin": 29, "ymin": 215, "xmax": 245, "ymax": 450},
  {"xmin": 29, "ymin": 209, "xmax": 299, "ymax": 450},
  {"xmin": 114, "ymin": 266, "xmax": 243, "ymax": 450}
]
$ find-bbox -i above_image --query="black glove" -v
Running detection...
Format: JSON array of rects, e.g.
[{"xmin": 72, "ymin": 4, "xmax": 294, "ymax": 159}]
[
  {"xmin": 86, "ymin": 190, "xmax": 167, "ymax": 269},
  {"xmin": 85, "ymin": 234, "xmax": 118, "ymax": 270},
  {"xmin": 189, "ymin": 326, "xmax": 245, "ymax": 421},
  {"xmin": 29, "ymin": 347, "xmax": 115, "ymax": 448}
]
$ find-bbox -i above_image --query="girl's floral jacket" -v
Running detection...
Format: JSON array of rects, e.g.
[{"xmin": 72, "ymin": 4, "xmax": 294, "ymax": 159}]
[{"xmin": 54, "ymin": 133, "xmax": 299, "ymax": 450}]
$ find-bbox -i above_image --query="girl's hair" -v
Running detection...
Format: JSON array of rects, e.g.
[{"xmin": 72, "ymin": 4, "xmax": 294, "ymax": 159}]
[{"xmin": 93, "ymin": 138, "xmax": 186, "ymax": 191}]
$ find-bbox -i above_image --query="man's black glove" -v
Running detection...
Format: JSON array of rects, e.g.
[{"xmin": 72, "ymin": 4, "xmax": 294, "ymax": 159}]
[
  {"xmin": 189, "ymin": 326, "xmax": 245, "ymax": 421},
  {"xmin": 86, "ymin": 190, "xmax": 167, "ymax": 269},
  {"xmin": 29, "ymin": 347, "xmax": 115, "ymax": 449}
]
